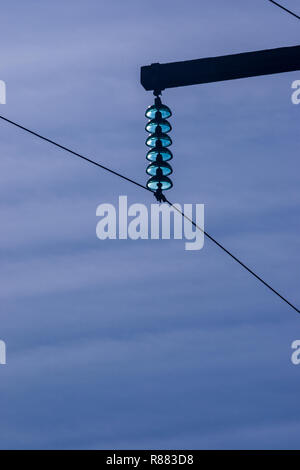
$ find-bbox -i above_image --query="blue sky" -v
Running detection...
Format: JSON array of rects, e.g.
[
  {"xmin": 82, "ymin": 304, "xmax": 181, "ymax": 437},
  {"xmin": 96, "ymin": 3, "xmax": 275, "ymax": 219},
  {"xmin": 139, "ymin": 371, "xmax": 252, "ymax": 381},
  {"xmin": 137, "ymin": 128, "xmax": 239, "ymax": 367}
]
[{"xmin": 0, "ymin": 0, "xmax": 299, "ymax": 449}]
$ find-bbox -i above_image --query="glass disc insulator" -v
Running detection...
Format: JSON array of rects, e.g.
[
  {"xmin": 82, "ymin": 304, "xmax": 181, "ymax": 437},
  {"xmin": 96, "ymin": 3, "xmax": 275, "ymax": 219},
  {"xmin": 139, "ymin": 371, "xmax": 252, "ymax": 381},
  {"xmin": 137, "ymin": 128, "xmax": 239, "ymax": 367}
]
[
  {"xmin": 146, "ymin": 145, "xmax": 173, "ymax": 162},
  {"xmin": 145, "ymin": 117, "xmax": 171, "ymax": 134},
  {"xmin": 146, "ymin": 161, "xmax": 173, "ymax": 176},
  {"xmin": 145, "ymin": 97, "xmax": 172, "ymax": 119},
  {"xmin": 146, "ymin": 140, "xmax": 173, "ymax": 162},
  {"xmin": 147, "ymin": 175, "xmax": 173, "ymax": 191},
  {"xmin": 146, "ymin": 132, "xmax": 172, "ymax": 148}
]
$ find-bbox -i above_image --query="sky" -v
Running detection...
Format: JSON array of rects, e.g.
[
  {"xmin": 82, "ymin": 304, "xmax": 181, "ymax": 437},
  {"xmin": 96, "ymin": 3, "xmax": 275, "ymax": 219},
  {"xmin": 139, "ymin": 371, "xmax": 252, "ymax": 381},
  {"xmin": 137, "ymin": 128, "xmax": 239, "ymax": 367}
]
[{"xmin": 0, "ymin": 0, "xmax": 299, "ymax": 449}]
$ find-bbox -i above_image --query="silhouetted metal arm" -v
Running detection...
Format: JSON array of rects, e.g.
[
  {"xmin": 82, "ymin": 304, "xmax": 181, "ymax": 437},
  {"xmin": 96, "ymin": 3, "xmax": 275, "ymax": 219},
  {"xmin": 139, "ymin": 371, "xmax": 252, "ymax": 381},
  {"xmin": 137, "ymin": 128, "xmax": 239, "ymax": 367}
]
[{"xmin": 141, "ymin": 45, "xmax": 300, "ymax": 91}]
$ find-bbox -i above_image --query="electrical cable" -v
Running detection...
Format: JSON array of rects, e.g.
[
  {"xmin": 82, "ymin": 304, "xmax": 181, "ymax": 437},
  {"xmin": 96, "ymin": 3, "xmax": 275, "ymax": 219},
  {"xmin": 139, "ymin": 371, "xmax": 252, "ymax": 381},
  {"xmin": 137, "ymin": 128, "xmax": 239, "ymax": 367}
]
[
  {"xmin": 267, "ymin": 0, "xmax": 300, "ymax": 20},
  {"xmin": 0, "ymin": 114, "xmax": 298, "ymax": 314},
  {"xmin": 166, "ymin": 199, "xmax": 300, "ymax": 314}
]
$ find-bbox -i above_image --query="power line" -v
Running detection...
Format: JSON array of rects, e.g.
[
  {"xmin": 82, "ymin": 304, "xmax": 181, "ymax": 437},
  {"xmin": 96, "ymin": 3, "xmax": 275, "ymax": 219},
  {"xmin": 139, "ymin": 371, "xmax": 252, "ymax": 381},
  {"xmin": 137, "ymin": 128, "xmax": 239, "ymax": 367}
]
[
  {"xmin": 166, "ymin": 200, "xmax": 300, "ymax": 314},
  {"xmin": 267, "ymin": 0, "xmax": 300, "ymax": 20},
  {"xmin": 0, "ymin": 115, "xmax": 150, "ymax": 194},
  {"xmin": 0, "ymin": 114, "xmax": 299, "ymax": 314}
]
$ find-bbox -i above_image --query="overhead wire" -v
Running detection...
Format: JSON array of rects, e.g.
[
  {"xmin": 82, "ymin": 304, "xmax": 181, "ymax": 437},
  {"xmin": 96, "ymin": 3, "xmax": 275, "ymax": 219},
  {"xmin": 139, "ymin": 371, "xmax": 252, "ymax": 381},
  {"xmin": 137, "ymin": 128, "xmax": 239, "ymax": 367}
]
[
  {"xmin": 0, "ymin": 114, "xmax": 298, "ymax": 314},
  {"xmin": 267, "ymin": 0, "xmax": 300, "ymax": 20},
  {"xmin": 166, "ymin": 199, "xmax": 300, "ymax": 314}
]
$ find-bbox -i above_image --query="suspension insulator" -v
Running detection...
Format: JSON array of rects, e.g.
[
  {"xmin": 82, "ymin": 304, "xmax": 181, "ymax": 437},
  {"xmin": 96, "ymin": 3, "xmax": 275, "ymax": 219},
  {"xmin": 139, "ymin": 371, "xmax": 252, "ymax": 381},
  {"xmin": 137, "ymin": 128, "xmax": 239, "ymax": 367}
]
[
  {"xmin": 145, "ymin": 97, "xmax": 172, "ymax": 119},
  {"xmin": 145, "ymin": 111, "xmax": 172, "ymax": 134},
  {"xmin": 146, "ymin": 141, "xmax": 173, "ymax": 162},
  {"xmin": 146, "ymin": 125, "xmax": 172, "ymax": 148},
  {"xmin": 145, "ymin": 96, "xmax": 173, "ymax": 196},
  {"xmin": 146, "ymin": 159, "xmax": 173, "ymax": 176},
  {"xmin": 147, "ymin": 168, "xmax": 173, "ymax": 191}
]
